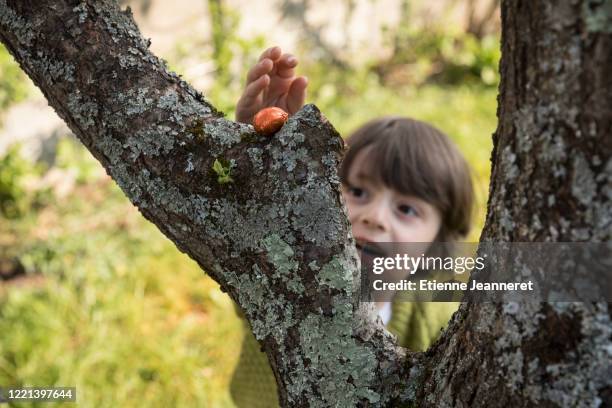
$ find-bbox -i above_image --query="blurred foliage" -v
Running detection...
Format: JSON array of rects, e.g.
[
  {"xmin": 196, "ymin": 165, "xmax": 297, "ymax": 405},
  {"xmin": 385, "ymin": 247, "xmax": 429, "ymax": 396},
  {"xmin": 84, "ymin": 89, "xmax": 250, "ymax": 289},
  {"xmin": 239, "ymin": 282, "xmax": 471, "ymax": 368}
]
[
  {"xmin": 0, "ymin": 145, "xmax": 30, "ymax": 219},
  {"xmin": 435, "ymin": 33, "xmax": 500, "ymax": 86},
  {"xmin": 205, "ymin": 0, "xmax": 267, "ymax": 116},
  {"xmin": 374, "ymin": 0, "xmax": 500, "ymax": 87},
  {"xmin": 55, "ymin": 137, "xmax": 105, "ymax": 185},
  {"xmin": 0, "ymin": 139, "xmax": 241, "ymax": 407},
  {"xmin": 377, "ymin": 26, "xmax": 500, "ymax": 87},
  {"xmin": 0, "ymin": 145, "xmax": 50, "ymax": 219},
  {"xmin": 278, "ymin": 0, "xmax": 500, "ymax": 88},
  {"xmin": 171, "ymin": 0, "xmax": 266, "ymax": 117},
  {"xmin": 0, "ymin": 44, "xmax": 29, "ymax": 112}
]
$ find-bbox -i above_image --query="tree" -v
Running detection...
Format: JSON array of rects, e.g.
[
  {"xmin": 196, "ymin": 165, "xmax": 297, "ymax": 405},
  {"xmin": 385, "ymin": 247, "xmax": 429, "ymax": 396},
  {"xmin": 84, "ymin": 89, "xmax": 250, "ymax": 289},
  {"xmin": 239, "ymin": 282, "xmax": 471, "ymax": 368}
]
[{"xmin": 0, "ymin": 1, "xmax": 610, "ymax": 406}]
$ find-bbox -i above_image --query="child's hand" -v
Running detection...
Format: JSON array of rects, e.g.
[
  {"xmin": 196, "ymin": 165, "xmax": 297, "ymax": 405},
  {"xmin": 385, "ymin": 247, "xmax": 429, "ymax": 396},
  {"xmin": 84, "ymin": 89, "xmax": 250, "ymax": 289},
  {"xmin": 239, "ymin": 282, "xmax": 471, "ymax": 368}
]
[{"xmin": 235, "ymin": 46, "xmax": 308, "ymax": 124}]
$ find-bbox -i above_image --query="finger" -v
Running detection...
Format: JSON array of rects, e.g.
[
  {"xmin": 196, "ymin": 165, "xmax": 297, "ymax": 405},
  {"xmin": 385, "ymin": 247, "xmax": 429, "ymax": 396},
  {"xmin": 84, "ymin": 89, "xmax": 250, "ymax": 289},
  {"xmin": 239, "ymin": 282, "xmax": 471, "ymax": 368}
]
[
  {"xmin": 240, "ymin": 74, "xmax": 270, "ymax": 104},
  {"xmin": 258, "ymin": 46, "xmax": 282, "ymax": 63},
  {"xmin": 273, "ymin": 53, "xmax": 298, "ymax": 79},
  {"xmin": 266, "ymin": 54, "xmax": 298, "ymax": 100},
  {"xmin": 236, "ymin": 75, "xmax": 270, "ymax": 123},
  {"xmin": 246, "ymin": 58, "xmax": 273, "ymax": 84},
  {"xmin": 287, "ymin": 76, "xmax": 308, "ymax": 114}
]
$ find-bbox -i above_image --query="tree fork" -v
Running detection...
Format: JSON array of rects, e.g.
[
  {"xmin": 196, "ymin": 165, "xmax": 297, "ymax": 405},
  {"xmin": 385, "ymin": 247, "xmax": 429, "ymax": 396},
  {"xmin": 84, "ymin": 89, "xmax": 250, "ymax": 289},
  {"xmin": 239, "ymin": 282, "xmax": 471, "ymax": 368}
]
[{"xmin": 1, "ymin": 0, "xmax": 610, "ymax": 406}]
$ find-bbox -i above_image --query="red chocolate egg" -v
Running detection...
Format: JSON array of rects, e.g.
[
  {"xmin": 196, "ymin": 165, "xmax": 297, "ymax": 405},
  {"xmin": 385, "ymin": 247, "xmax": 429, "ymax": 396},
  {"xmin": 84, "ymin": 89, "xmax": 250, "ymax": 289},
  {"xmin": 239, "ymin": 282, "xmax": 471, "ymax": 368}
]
[{"xmin": 253, "ymin": 107, "xmax": 289, "ymax": 135}]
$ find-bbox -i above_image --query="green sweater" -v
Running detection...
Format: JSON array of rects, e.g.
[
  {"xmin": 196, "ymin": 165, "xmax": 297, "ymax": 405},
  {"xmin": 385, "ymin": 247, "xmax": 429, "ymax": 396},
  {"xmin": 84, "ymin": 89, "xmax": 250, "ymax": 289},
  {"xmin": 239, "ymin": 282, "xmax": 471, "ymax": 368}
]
[{"xmin": 229, "ymin": 301, "xmax": 458, "ymax": 407}]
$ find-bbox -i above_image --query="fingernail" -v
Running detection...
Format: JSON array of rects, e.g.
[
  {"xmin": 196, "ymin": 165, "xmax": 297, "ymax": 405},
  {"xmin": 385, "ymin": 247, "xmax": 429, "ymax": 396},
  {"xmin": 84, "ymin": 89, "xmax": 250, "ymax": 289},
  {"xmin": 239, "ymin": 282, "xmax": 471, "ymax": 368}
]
[{"xmin": 287, "ymin": 56, "xmax": 296, "ymax": 64}]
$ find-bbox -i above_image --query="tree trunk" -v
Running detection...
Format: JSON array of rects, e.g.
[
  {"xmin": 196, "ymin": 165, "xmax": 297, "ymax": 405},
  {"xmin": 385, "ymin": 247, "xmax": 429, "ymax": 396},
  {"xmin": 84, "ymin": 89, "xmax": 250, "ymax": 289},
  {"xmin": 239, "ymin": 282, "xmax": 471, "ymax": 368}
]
[
  {"xmin": 0, "ymin": 1, "xmax": 610, "ymax": 406},
  {"xmin": 419, "ymin": 1, "xmax": 612, "ymax": 406}
]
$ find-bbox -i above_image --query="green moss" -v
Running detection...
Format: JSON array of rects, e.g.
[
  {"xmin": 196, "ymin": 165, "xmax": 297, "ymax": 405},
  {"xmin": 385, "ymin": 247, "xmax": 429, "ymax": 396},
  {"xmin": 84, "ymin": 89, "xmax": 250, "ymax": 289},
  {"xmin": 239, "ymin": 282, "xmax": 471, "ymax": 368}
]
[{"xmin": 212, "ymin": 158, "xmax": 233, "ymax": 184}]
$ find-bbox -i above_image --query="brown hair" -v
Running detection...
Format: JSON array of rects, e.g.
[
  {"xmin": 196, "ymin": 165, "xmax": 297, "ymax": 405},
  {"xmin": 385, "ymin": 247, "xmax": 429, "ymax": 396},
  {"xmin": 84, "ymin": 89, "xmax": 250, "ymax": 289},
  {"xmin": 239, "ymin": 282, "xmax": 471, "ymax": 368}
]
[{"xmin": 339, "ymin": 116, "xmax": 474, "ymax": 244}]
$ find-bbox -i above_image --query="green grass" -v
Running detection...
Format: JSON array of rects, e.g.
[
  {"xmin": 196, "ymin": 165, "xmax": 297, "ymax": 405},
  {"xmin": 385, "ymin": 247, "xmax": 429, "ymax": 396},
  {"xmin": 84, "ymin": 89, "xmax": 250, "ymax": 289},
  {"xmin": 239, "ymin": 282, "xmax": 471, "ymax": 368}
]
[
  {"xmin": 0, "ymin": 159, "xmax": 242, "ymax": 407},
  {"xmin": 0, "ymin": 79, "xmax": 497, "ymax": 406}
]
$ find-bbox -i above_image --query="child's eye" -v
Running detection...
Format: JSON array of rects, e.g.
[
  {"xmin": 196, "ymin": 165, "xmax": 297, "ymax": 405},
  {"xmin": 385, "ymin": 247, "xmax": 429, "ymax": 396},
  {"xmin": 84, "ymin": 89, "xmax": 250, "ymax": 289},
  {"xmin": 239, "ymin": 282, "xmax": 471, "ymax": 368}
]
[
  {"xmin": 350, "ymin": 187, "xmax": 365, "ymax": 198},
  {"xmin": 398, "ymin": 204, "xmax": 418, "ymax": 217}
]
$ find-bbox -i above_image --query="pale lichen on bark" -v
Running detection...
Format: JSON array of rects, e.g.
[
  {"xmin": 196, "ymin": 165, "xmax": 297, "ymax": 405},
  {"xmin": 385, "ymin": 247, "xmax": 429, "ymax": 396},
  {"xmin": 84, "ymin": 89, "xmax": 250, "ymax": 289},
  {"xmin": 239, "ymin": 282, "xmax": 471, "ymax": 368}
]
[
  {"xmin": 1, "ymin": 2, "xmax": 418, "ymax": 405},
  {"xmin": 582, "ymin": 0, "xmax": 612, "ymax": 33},
  {"xmin": 419, "ymin": 2, "xmax": 611, "ymax": 407},
  {"xmin": 2, "ymin": 0, "xmax": 610, "ymax": 407}
]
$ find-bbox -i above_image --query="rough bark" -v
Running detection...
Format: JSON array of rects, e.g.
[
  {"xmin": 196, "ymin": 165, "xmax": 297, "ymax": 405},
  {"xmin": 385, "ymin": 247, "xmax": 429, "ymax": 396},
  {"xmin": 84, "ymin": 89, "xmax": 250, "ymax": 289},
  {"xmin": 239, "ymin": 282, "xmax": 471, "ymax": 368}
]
[
  {"xmin": 0, "ymin": 0, "xmax": 610, "ymax": 407},
  {"xmin": 419, "ymin": 1, "xmax": 612, "ymax": 406},
  {"xmin": 0, "ymin": 1, "xmax": 414, "ymax": 406}
]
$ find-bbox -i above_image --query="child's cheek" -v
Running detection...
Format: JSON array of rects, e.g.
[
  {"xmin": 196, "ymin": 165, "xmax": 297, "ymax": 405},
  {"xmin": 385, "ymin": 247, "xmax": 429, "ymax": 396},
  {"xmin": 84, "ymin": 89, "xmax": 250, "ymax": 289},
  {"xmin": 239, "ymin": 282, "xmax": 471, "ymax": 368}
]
[{"xmin": 342, "ymin": 198, "xmax": 358, "ymax": 223}]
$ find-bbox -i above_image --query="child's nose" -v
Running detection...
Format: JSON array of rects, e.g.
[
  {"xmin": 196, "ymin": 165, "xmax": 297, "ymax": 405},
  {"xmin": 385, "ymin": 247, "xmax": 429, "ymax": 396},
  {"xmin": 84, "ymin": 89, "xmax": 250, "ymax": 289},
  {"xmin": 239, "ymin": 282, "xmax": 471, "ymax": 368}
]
[{"xmin": 360, "ymin": 203, "xmax": 390, "ymax": 232}]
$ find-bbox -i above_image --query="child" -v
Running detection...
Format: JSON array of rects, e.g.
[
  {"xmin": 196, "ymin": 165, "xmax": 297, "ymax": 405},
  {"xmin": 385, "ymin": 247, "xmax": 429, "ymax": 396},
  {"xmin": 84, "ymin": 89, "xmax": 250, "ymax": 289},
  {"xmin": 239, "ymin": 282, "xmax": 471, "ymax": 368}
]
[{"xmin": 230, "ymin": 46, "xmax": 474, "ymax": 408}]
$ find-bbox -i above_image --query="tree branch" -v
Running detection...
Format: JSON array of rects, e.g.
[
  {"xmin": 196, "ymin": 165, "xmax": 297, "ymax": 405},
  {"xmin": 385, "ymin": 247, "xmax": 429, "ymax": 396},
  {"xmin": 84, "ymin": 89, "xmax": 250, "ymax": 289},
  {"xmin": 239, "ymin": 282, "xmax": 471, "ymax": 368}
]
[{"xmin": 0, "ymin": 0, "xmax": 418, "ymax": 405}]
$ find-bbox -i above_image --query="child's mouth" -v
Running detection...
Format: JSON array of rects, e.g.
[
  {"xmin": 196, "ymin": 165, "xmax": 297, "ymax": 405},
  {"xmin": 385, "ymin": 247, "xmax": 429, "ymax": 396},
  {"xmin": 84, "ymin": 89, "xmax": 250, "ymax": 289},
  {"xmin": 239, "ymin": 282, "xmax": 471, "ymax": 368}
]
[{"xmin": 356, "ymin": 242, "xmax": 387, "ymax": 258}]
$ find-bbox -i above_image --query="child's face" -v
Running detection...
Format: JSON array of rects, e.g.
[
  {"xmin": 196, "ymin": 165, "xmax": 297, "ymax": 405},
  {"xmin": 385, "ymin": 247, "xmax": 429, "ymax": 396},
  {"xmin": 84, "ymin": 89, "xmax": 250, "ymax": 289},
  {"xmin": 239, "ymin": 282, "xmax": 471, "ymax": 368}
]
[{"xmin": 341, "ymin": 147, "xmax": 442, "ymax": 256}]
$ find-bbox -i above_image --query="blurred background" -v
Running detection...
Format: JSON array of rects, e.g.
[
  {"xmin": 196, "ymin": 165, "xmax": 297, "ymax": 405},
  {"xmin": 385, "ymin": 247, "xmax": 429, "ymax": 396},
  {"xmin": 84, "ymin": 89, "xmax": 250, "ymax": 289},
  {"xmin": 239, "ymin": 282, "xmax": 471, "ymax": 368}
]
[{"xmin": 0, "ymin": 0, "xmax": 500, "ymax": 406}]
